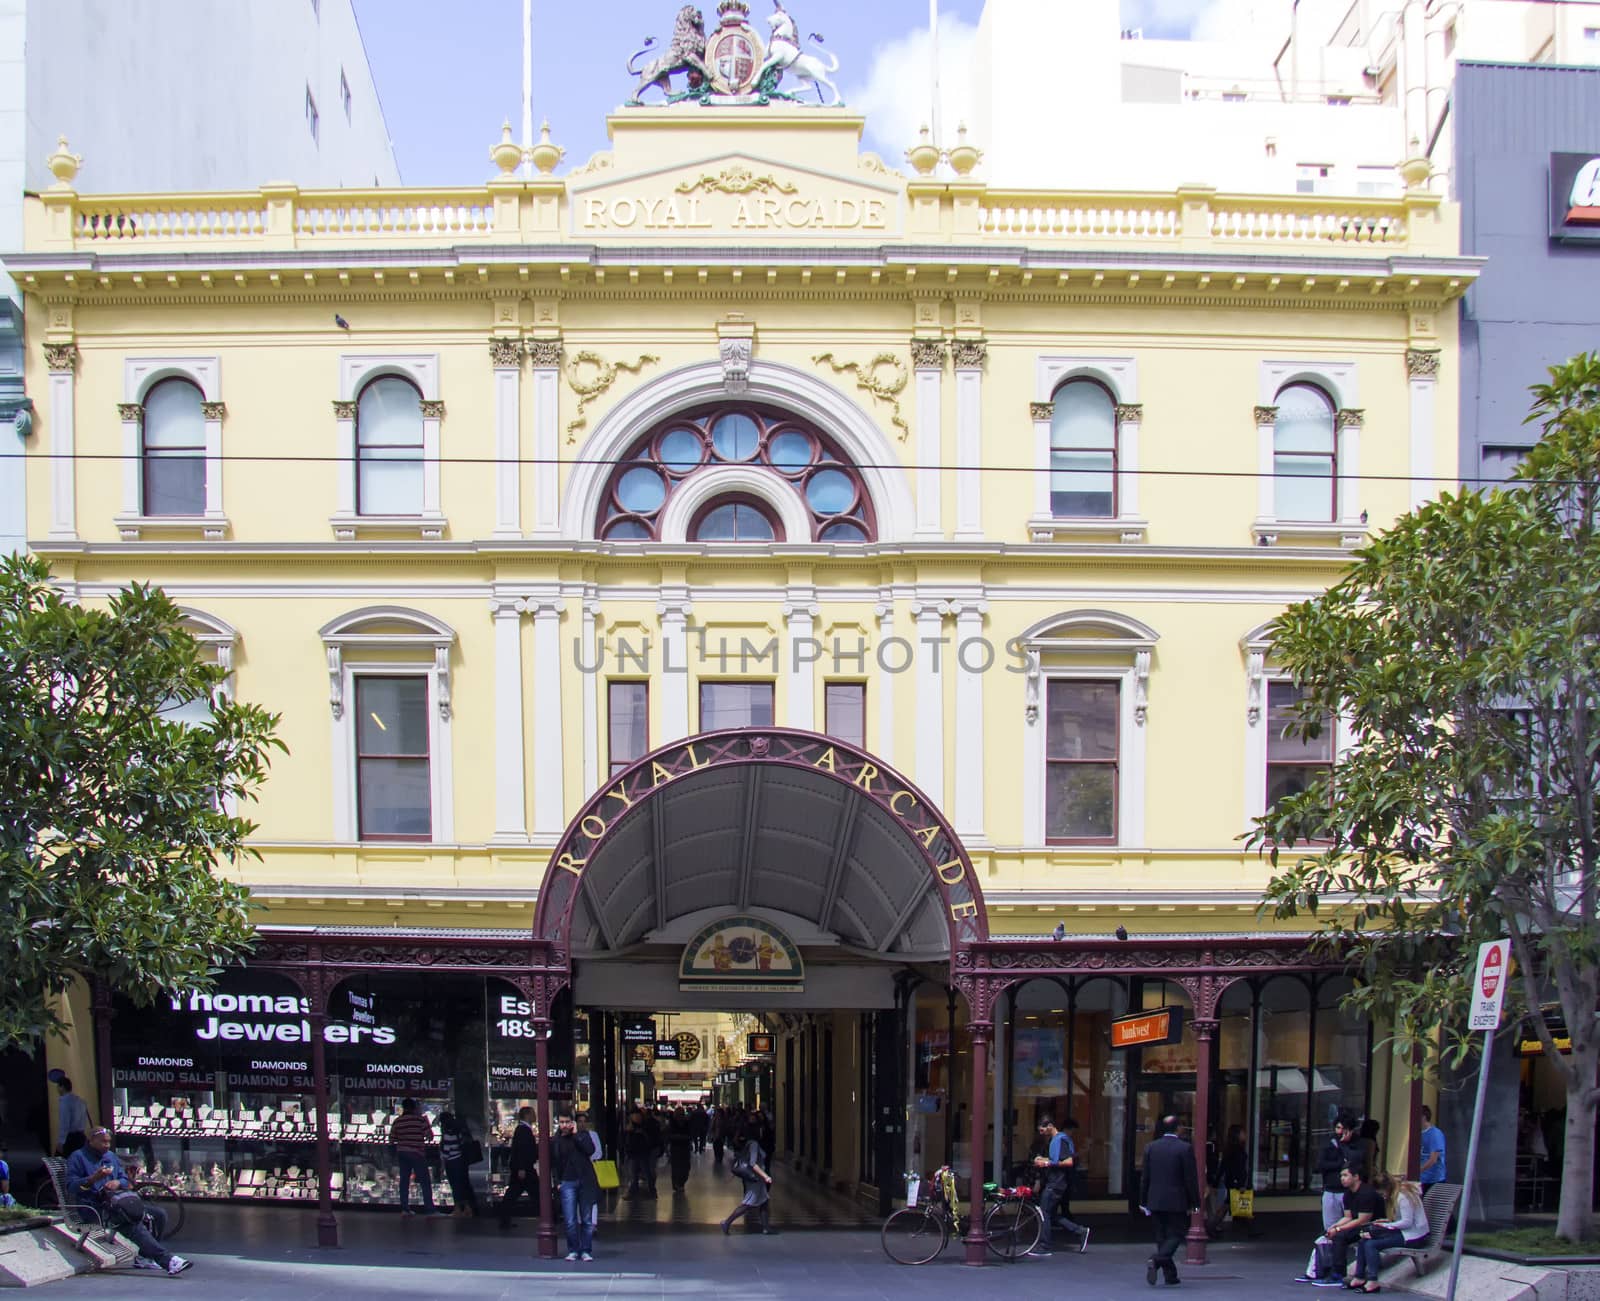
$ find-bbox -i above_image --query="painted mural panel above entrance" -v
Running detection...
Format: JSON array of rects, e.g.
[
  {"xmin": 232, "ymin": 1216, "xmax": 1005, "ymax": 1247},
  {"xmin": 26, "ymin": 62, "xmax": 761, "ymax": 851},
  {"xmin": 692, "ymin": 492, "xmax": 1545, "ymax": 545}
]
[{"xmin": 679, "ymin": 914, "xmax": 804, "ymax": 992}]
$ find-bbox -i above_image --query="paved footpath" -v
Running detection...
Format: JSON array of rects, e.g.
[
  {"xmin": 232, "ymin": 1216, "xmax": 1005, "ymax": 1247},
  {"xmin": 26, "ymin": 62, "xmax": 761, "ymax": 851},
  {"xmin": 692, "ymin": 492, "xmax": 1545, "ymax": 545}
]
[{"xmin": 42, "ymin": 1206, "xmax": 1329, "ymax": 1299}]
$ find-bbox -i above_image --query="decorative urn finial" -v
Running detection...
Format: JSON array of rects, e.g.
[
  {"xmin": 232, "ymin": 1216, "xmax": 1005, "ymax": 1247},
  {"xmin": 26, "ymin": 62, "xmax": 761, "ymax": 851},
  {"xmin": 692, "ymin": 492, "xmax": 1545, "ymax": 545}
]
[
  {"xmin": 490, "ymin": 121, "xmax": 523, "ymax": 176},
  {"xmin": 947, "ymin": 122, "xmax": 982, "ymax": 177},
  {"xmin": 47, "ymin": 136, "xmax": 82, "ymax": 189},
  {"xmin": 906, "ymin": 124, "xmax": 941, "ymax": 177},
  {"xmin": 1398, "ymin": 139, "xmax": 1431, "ymax": 192},
  {"xmin": 529, "ymin": 121, "xmax": 565, "ymax": 176}
]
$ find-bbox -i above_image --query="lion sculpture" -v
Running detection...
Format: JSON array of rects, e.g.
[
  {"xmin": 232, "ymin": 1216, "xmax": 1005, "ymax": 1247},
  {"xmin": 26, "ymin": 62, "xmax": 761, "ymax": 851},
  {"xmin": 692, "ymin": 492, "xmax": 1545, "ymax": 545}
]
[{"xmin": 627, "ymin": 6, "xmax": 710, "ymax": 104}]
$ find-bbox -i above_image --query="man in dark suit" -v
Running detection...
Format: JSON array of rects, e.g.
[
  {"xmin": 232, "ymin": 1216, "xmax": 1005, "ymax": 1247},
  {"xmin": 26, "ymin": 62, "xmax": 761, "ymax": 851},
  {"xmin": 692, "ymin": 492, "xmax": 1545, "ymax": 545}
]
[
  {"xmin": 499, "ymin": 1106, "xmax": 539, "ymax": 1227},
  {"xmin": 1139, "ymin": 1114, "xmax": 1200, "ymax": 1286}
]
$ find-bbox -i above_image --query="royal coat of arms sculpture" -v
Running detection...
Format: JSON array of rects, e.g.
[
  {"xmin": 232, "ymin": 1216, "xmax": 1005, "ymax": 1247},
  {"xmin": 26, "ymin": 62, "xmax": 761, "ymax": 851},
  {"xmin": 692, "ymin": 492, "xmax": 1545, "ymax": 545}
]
[{"xmin": 626, "ymin": 0, "xmax": 841, "ymax": 106}]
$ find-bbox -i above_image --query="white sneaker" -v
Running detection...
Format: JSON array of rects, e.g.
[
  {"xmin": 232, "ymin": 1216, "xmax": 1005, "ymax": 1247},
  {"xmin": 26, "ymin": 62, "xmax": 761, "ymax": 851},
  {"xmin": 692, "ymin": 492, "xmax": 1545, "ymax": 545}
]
[
  {"xmin": 132, "ymin": 1256, "xmax": 161, "ymax": 1270},
  {"xmin": 166, "ymin": 1255, "xmax": 193, "ymax": 1275},
  {"xmin": 580, "ymin": 1252, "xmax": 594, "ymax": 1262},
  {"xmin": 565, "ymin": 1252, "xmax": 580, "ymax": 1261}
]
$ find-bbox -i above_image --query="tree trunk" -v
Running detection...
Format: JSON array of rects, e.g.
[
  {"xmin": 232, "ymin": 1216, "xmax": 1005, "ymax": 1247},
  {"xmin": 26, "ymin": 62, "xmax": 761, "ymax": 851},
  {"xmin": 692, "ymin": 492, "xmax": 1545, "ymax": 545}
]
[{"xmin": 1557, "ymin": 1070, "xmax": 1597, "ymax": 1241}]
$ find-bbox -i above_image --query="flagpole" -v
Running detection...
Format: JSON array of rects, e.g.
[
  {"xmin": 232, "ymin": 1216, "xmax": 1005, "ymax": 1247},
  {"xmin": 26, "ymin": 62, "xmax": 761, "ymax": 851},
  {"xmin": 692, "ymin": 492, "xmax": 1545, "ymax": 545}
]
[
  {"xmin": 929, "ymin": 0, "xmax": 942, "ymax": 151},
  {"xmin": 522, "ymin": 0, "xmax": 534, "ymax": 179}
]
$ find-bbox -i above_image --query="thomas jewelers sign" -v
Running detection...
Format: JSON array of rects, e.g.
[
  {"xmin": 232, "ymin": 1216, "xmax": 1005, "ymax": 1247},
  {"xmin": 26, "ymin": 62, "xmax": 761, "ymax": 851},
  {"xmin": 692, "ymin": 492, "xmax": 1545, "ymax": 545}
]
[{"xmin": 167, "ymin": 990, "xmax": 397, "ymax": 1046}]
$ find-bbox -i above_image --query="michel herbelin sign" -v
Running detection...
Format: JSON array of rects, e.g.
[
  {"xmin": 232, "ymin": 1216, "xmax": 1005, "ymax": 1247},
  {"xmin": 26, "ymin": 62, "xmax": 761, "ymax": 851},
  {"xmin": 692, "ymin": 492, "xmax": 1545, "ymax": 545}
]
[
  {"xmin": 1549, "ymin": 153, "xmax": 1600, "ymax": 244},
  {"xmin": 680, "ymin": 915, "xmax": 805, "ymax": 993}
]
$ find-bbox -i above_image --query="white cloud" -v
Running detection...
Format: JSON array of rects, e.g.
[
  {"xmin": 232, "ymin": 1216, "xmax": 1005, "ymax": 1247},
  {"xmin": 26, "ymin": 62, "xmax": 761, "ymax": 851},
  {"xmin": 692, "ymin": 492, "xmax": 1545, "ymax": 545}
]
[
  {"xmin": 1122, "ymin": 0, "xmax": 1289, "ymax": 49},
  {"xmin": 850, "ymin": 16, "xmax": 978, "ymax": 166}
]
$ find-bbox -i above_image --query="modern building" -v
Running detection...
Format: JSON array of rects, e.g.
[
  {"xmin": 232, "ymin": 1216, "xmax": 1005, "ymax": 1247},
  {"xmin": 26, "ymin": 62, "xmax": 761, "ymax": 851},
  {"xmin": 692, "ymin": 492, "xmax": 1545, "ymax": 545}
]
[
  {"xmin": 1447, "ymin": 57, "xmax": 1600, "ymax": 1219},
  {"xmin": 972, "ymin": 0, "xmax": 1600, "ymax": 196},
  {"xmin": 11, "ymin": 28, "xmax": 1476, "ymax": 1258},
  {"xmin": 0, "ymin": 0, "xmax": 400, "ymax": 552}
]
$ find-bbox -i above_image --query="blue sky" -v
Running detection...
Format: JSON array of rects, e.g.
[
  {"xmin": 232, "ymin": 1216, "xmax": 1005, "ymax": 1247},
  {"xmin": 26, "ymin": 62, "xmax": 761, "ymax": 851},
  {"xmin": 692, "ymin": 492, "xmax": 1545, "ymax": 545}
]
[{"xmin": 351, "ymin": 0, "xmax": 1010, "ymax": 185}]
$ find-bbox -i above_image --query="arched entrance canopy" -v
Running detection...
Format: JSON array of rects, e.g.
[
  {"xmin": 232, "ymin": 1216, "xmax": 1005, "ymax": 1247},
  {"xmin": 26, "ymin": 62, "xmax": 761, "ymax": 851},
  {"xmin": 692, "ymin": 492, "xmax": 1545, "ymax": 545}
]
[{"xmin": 533, "ymin": 728, "xmax": 987, "ymax": 974}]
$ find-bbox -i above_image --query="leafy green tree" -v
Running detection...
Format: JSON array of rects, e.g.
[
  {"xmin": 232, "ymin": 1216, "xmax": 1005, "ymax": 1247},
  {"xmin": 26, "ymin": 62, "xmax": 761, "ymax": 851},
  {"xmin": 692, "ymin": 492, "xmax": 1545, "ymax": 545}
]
[
  {"xmin": 0, "ymin": 555, "xmax": 283, "ymax": 1047},
  {"xmin": 1252, "ymin": 353, "xmax": 1600, "ymax": 1241}
]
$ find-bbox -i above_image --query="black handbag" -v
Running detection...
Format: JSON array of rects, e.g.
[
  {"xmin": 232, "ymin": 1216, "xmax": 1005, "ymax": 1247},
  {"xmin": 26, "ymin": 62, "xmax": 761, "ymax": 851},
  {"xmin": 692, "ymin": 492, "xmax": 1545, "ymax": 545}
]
[
  {"xmin": 106, "ymin": 1190, "xmax": 149, "ymax": 1226},
  {"xmin": 463, "ymin": 1136, "xmax": 484, "ymax": 1166}
]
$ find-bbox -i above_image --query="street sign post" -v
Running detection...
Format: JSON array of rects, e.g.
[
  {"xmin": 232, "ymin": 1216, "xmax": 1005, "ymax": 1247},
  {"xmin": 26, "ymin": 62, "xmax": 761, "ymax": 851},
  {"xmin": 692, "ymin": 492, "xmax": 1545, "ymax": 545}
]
[{"xmin": 1447, "ymin": 938, "xmax": 1512, "ymax": 1301}]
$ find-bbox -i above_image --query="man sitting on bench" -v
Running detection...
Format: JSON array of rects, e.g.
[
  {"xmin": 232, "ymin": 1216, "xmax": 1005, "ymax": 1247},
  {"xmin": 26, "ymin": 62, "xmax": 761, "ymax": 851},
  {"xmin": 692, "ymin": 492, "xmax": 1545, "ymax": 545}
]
[
  {"xmin": 1298, "ymin": 1163, "xmax": 1382, "ymax": 1286},
  {"xmin": 64, "ymin": 1128, "xmax": 192, "ymax": 1276}
]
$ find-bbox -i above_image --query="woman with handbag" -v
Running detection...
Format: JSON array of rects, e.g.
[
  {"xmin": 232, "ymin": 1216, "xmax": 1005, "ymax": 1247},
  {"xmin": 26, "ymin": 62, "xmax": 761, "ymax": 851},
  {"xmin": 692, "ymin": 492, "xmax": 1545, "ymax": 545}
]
[
  {"xmin": 438, "ymin": 1111, "xmax": 481, "ymax": 1217},
  {"xmin": 720, "ymin": 1126, "xmax": 773, "ymax": 1235}
]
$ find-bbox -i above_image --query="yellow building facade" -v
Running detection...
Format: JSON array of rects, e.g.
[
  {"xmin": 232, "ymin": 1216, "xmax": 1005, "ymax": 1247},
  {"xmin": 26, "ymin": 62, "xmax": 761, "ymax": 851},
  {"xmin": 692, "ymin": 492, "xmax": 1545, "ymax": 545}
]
[{"xmin": 12, "ymin": 104, "xmax": 1474, "ymax": 1254}]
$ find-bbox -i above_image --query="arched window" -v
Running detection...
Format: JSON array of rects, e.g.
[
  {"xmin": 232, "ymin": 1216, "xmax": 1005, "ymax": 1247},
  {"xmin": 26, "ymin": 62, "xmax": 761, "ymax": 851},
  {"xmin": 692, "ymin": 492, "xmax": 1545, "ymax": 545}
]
[
  {"xmin": 596, "ymin": 404, "xmax": 876, "ymax": 543},
  {"xmin": 356, "ymin": 376, "xmax": 424, "ymax": 516},
  {"xmin": 1272, "ymin": 383, "xmax": 1337, "ymax": 522},
  {"xmin": 1049, "ymin": 380, "xmax": 1117, "ymax": 518},
  {"xmin": 689, "ymin": 495, "xmax": 783, "ymax": 543},
  {"xmin": 142, "ymin": 378, "xmax": 206, "ymax": 516}
]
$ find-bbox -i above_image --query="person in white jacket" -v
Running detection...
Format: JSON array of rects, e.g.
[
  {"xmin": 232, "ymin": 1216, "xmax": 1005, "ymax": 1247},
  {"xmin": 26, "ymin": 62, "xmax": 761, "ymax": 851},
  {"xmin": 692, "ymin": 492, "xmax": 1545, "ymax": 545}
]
[{"xmin": 1352, "ymin": 1174, "xmax": 1430, "ymax": 1293}]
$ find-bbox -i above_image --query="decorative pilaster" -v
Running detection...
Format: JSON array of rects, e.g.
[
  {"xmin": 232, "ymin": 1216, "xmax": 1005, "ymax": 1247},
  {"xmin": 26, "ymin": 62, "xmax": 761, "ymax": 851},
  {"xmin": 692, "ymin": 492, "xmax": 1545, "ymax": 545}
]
[
  {"xmin": 1253, "ymin": 405, "xmax": 1277, "ymax": 521},
  {"xmin": 202, "ymin": 402, "xmax": 224, "ymax": 524},
  {"xmin": 491, "ymin": 597, "xmax": 529, "ymax": 843},
  {"xmin": 529, "ymin": 597, "xmax": 566, "ymax": 839},
  {"xmin": 874, "ymin": 597, "xmax": 897, "ymax": 766},
  {"xmin": 1115, "ymin": 403, "xmax": 1144, "ymax": 527},
  {"xmin": 333, "ymin": 401, "xmax": 357, "ymax": 535},
  {"xmin": 783, "ymin": 593, "xmax": 820, "ymax": 731},
  {"xmin": 581, "ymin": 592, "xmax": 601, "ymax": 796},
  {"xmin": 952, "ymin": 599, "xmax": 988, "ymax": 842},
  {"xmin": 952, "ymin": 339, "xmax": 986, "ymax": 540},
  {"xmin": 910, "ymin": 599, "xmax": 950, "ymax": 805},
  {"xmin": 118, "ymin": 404, "xmax": 143, "ymax": 521},
  {"xmin": 1406, "ymin": 350, "xmax": 1440, "ymax": 510},
  {"xmin": 491, "ymin": 338, "xmax": 524, "ymax": 538},
  {"xmin": 46, "ymin": 343, "xmax": 78, "ymax": 538},
  {"xmin": 658, "ymin": 591, "xmax": 693, "ymax": 742},
  {"xmin": 420, "ymin": 399, "xmax": 444, "ymax": 536},
  {"xmin": 530, "ymin": 338, "xmax": 562, "ymax": 537},
  {"xmin": 1335, "ymin": 409, "xmax": 1362, "ymax": 525},
  {"xmin": 912, "ymin": 339, "xmax": 945, "ymax": 539}
]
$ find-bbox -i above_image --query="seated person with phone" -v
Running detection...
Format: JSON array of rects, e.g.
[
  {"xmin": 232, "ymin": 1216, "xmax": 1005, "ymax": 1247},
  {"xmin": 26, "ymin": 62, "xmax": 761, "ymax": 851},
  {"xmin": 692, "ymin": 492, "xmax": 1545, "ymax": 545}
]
[{"xmin": 63, "ymin": 1127, "xmax": 192, "ymax": 1275}]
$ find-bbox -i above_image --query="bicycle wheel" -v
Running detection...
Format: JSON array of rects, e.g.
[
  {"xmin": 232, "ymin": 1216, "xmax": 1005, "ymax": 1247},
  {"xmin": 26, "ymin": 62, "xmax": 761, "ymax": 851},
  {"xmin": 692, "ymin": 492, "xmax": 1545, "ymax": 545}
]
[
  {"xmin": 881, "ymin": 1207, "xmax": 949, "ymax": 1265},
  {"xmin": 30, "ymin": 1175, "xmax": 58, "ymax": 1214},
  {"xmin": 133, "ymin": 1182, "xmax": 185, "ymax": 1239},
  {"xmin": 984, "ymin": 1198, "xmax": 1042, "ymax": 1260}
]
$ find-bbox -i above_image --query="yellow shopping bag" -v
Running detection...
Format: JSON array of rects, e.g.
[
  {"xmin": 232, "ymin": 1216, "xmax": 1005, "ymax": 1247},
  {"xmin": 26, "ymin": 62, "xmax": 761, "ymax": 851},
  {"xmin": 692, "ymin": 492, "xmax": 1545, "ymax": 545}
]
[
  {"xmin": 593, "ymin": 1159, "xmax": 620, "ymax": 1190},
  {"xmin": 1228, "ymin": 1188, "xmax": 1255, "ymax": 1220}
]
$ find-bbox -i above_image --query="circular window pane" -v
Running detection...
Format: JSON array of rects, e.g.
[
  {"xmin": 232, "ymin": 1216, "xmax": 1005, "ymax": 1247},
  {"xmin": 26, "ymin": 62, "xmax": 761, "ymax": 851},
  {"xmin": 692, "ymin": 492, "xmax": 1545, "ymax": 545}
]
[
  {"xmin": 617, "ymin": 466, "xmax": 667, "ymax": 514},
  {"xmin": 711, "ymin": 412, "xmax": 760, "ymax": 462},
  {"xmin": 767, "ymin": 430, "xmax": 813, "ymax": 473},
  {"xmin": 604, "ymin": 518, "xmax": 651, "ymax": 540},
  {"xmin": 658, "ymin": 427, "xmax": 704, "ymax": 473},
  {"xmin": 819, "ymin": 520, "xmax": 866, "ymax": 542},
  {"xmin": 806, "ymin": 468, "xmax": 856, "ymax": 516}
]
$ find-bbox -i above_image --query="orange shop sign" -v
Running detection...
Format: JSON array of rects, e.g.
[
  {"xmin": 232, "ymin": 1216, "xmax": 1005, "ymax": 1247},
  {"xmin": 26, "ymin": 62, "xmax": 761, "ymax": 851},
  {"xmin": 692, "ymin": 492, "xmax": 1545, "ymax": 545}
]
[{"xmin": 1110, "ymin": 1007, "xmax": 1185, "ymax": 1050}]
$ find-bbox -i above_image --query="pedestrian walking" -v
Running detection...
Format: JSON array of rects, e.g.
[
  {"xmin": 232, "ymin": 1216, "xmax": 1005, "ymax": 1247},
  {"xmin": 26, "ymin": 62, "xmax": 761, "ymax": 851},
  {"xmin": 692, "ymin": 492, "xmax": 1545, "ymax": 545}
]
[
  {"xmin": 709, "ymin": 1105, "xmax": 726, "ymax": 1165},
  {"xmin": 1206, "ymin": 1124, "xmax": 1250, "ymax": 1237},
  {"xmin": 625, "ymin": 1111, "xmax": 654, "ymax": 1198},
  {"xmin": 720, "ymin": 1128, "xmax": 773, "ymax": 1235},
  {"xmin": 1139, "ymin": 1114, "xmax": 1199, "ymax": 1287},
  {"xmin": 552, "ymin": 1111, "xmax": 600, "ymax": 1263},
  {"xmin": 1418, "ymin": 1105, "xmax": 1446, "ymax": 1188},
  {"xmin": 438, "ymin": 1110, "xmax": 480, "ymax": 1217},
  {"xmin": 389, "ymin": 1098, "xmax": 439, "ymax": 1216},
  {"xmin": 667, "ymin": 1108, "xmax": 693, "ymax": 1191},
  {"xmin": 1029, "ymin": 1115, "xmax": 1090, "ymax": 1256},
  {"xmin": 52, "ymin": 1074, "xmax": 89, "ymax": 1157},
  {"xmin": 499, "ymin": 1106, "xmax": 539, "ymax": 1226},
  {"xmin": 576, "ymin": 1112, "xmax": 603, "ymax": 1246}
]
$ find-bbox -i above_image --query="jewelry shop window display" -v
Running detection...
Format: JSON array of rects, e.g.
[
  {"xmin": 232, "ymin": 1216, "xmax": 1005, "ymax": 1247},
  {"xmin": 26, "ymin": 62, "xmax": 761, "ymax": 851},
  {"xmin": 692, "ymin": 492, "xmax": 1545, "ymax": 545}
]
[
  {"xmin": 485, "ymin": 982, "xmax": 574, "ymax": 1201},
  {"xmin": 110, "ymin": 971, "xmax": 334, "ymax": 1201}
]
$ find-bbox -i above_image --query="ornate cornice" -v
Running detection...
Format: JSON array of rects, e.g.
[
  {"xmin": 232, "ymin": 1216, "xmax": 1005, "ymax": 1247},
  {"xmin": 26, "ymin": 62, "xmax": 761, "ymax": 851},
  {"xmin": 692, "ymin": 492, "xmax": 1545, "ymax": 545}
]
[
  {"xmin": 201, "ymin": 401, "xmax": 226, "ymax": 421},
  {"xmin": 43, "ymin": 343, "xmax": 78, "ymax": 373},
  {"xmin": 1335, "ymin": 408, "xmax": 1364, "ymax": 430},
  {"xmin": 1253, "ymin": 404, "xmax": 1279, "ymax": 426},
  {"xmin": 951, "ymin": 339, "xmax": 988, "ymax": 369},
  {"xmin": 419, "ymin": 400, "xmax": 446, "ymax": 419},
  {"xmin": 1406, "ymin": 349, "xmax": 1441, "ymax": 379},
  {"xmin": 526, "ymin": 339, "xmax": 563, "ymax": 368},
  {"xmin": 488, "ymin": 337, "xmax": 524, "ymax": 368},
  {"xmin": 332, "ymin": 400, "xmax": 356, "ymax": 420},
  {"xmin": 910, "ymin": 338, "xmax": 947, "ymax": 370},
  {"xmin": 116, "ymin": 403, "xmax": 143, "ymax": 422},
  {"xmin": 1114, "ymin": 403, "xmax": 1143, "ymax": 423},
  {"xmin": 1029, "ymin": 401, "xmax": 1053, "ymax": 422}
]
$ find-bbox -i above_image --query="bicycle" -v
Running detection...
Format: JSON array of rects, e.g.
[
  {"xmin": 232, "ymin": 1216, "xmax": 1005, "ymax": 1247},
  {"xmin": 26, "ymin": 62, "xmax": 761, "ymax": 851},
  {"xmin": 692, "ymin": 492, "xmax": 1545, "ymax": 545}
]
[
  {"xmin": 881, "ymin": 1169, "xmax": 1043, "ymax": 1264},
  {"xmin": 31, "ymin": 1167, "xmax": 186, "ymax": 1240}
]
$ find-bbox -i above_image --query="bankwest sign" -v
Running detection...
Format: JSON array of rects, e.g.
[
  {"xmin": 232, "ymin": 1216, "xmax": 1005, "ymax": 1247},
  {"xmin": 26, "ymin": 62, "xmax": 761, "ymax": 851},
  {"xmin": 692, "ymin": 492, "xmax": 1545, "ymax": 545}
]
[
  {"xmin": 1110, "ymin": 1007, "xmax": 1185, "ymax": 1049},
  {"xmin": 571, "ymin": 156, "xmax": 900, "ymax": 239}
]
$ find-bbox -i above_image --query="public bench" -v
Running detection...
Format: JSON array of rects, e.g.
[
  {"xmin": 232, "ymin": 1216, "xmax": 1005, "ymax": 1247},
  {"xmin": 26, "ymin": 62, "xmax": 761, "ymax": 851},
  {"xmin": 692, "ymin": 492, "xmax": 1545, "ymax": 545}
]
[
  {"xmin": 40, "ymin": 1156, "xmax": 139, "ymax": 1269},
  {"xmin": 1383, "ymin": 1182, "xmax": 1463, "ymax": 1278}
]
